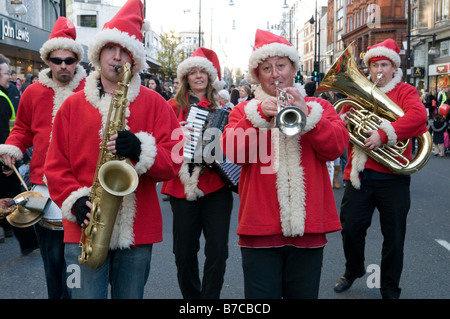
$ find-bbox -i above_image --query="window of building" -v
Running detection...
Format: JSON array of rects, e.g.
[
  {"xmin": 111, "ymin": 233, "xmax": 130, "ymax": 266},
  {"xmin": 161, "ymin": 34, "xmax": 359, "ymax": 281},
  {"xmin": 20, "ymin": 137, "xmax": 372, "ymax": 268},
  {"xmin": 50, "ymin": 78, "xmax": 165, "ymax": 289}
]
[
  {"xmin": 436, "ymin": 0, "xmax": 449, "ymax": 20},
  {"xmin": 78, "ymin": 15, "xmax": 97, "ymax": 28}
]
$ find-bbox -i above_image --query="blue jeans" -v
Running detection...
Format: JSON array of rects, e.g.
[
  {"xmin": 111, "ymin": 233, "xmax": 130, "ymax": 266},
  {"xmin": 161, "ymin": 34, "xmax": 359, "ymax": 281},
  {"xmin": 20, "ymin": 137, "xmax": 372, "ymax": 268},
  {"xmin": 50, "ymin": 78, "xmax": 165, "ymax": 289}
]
[
  {"xmin": 34, "ymin": 223, "xmax": 67, "ymax": 299},
  {"xmin": 64, "ymin": 242, "xmax": 152, "ymax": 299}
]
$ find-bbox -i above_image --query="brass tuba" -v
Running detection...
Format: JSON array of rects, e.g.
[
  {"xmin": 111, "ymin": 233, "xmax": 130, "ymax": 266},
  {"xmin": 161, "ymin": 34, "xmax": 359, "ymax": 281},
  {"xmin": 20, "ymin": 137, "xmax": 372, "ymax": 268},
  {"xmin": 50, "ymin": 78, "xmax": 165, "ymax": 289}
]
[
  {"xmin": 78, "ymin": 63, "xmax": 139, "ymax": 269},
  {"xmin": 315, "ymin": 42, "xmax": 431, "ymax": 175}
]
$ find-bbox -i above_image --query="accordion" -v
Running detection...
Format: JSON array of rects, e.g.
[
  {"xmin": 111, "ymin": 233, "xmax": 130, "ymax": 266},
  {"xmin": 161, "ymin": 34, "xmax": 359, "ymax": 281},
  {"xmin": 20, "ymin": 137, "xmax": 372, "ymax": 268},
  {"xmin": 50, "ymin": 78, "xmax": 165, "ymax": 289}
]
[{"xmin": 183, "ymin": 105, "xmax": 241, "ymax": 191}]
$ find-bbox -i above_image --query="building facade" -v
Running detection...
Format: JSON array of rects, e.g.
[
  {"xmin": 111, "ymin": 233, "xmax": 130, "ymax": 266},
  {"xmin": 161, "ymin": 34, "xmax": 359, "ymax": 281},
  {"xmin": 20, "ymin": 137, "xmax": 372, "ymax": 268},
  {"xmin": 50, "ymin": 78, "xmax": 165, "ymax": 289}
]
[
  {"xmin": 0, "ymin": 0, "xmax": 63, "ymax": 82},
  {"xmin": 0, "ymin": 0, "xmax": 163, "ymax": 83}
]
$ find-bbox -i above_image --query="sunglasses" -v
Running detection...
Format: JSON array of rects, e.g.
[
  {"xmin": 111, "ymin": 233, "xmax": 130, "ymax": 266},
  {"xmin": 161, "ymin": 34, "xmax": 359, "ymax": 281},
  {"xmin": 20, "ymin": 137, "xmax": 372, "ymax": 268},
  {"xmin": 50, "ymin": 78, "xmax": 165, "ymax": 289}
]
[{"xmin": 49, "ymin": 57, "xmax": 77, "ymax": 65}]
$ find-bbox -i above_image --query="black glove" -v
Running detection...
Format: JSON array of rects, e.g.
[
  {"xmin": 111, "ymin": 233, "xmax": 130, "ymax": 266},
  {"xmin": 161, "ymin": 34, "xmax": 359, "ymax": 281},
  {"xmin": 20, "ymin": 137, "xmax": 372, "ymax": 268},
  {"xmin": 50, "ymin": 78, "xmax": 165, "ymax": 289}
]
[
  {"xmin": 116, "ymin": 130, "xmax": 141, "ymax": 162},
  {"xmin": 74, "ymin": 196, "xmax": 90, "ymax": 227}
]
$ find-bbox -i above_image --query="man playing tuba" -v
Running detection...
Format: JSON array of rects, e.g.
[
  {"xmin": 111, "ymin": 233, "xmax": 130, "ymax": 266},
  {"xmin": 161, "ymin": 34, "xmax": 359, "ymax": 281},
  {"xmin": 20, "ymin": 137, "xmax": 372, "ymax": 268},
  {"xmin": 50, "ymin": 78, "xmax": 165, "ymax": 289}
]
[{"xmin": 334, "ymin": 39, "xmax": 428, "ymax": 299}]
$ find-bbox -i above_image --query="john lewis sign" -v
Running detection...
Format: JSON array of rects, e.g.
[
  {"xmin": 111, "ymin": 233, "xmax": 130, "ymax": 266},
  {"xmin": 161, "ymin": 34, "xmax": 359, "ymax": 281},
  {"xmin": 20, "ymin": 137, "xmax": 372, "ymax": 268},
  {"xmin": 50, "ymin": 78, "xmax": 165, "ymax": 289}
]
[{"xmin": 2, "ymin": 19, "xmax": 30, "ymax": 42}]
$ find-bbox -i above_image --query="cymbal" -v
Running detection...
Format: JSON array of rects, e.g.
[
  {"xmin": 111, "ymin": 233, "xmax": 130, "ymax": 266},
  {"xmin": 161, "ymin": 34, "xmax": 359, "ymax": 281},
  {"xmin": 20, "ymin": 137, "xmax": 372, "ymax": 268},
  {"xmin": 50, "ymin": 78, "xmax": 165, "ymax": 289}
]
[{"xmin": 6, "ymin": 191, "xmax": 45, "ymax": 228}]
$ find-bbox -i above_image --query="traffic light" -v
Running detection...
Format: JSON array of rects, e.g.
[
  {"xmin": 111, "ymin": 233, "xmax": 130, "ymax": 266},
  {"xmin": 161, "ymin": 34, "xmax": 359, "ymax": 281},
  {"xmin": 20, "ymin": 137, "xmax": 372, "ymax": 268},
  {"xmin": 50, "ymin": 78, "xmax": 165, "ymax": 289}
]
[
  {"xmin": 312, "ymin": 61, "xmax": 319, "ymax": 82},
  {"xmin": 295, "ymin": 71, "xmax": 303, "ymax": 84}
]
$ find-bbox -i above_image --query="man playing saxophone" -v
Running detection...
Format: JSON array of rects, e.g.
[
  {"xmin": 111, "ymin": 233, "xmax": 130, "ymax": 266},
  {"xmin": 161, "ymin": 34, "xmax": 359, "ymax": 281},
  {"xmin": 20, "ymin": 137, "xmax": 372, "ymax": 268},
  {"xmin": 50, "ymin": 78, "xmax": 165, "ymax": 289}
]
[
  {"xmin": 333, "ymin": 39, "xmax": 428, "ymax": 299},
  {"xmin": 44, "ymin": 0, "xmax": 183, "ymax": 299}
]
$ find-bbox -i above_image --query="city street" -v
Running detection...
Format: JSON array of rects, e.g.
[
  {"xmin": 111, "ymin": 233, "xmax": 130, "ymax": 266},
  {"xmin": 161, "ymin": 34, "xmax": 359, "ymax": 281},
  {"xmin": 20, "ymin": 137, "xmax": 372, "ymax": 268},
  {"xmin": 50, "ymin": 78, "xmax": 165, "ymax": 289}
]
[{"xmin": 0, "ymin": 154, "xmax": 449, "ymax": 300}]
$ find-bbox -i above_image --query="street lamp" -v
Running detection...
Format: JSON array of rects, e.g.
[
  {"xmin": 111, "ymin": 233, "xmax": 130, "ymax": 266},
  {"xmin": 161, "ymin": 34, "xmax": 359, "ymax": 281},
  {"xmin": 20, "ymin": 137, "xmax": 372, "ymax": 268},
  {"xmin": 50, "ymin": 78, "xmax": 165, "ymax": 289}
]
[
  {"xmin": 229, "ymin": 0, "xmax": 234, "ymax": 6},
  {"xmin": 282, "ymin": 0, "xmax": 288, "ymax": 9},
  {"xmin": 405, "ymin": 0, "xmax": 437, "ymax": 84},
  {"xmin": 198, "ymin": 0, "xmax": 202, "ymax": 47},
  {"xmin": 7, "ymin": 0, "xmax": 27, "ymax": 17}
]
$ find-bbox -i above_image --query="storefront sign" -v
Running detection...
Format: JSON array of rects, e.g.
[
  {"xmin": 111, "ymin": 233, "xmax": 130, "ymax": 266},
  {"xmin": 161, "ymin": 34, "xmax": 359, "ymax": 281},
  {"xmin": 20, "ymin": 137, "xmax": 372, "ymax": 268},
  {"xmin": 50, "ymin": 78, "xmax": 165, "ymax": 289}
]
[
  {"xmin": 436, "ymin": 65, "xmax": 448, "ymax": 73},
  {"xmin": 0, "ymin": 15, "xmax": 49, "ymax": 52},
  {"xmin": 1, "ymin": 19, "xmax": 29, "ymax": 43},
  {"xmin": 429, "ymin": 63, "xmax": 450, "ymax": 76},
  {"xmin": 411, "ymin": 67, "xmax": 424, "ymax": 77}
]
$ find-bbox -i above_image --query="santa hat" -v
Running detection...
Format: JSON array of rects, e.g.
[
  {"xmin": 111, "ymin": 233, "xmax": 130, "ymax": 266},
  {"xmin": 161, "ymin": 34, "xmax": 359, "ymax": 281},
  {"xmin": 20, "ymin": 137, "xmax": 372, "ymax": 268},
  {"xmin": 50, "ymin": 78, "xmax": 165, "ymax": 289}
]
[
  {"xmin": 364, "ymin": 38, "xmax": 401, "ymax": 68},
  {"xmin": 177, "ymin": 47, "xmax": 225, "ymax": 91},
  {"xmin": 246, "ymin": 29, "xmax": 300, "ymax": 84},
  {"xmin": 88, "ymin": 0, "xmax": 149, "ymax": 74},
  {"xmin": 39, "ymin": 17, "xmax": 84, "ymax": 64}
]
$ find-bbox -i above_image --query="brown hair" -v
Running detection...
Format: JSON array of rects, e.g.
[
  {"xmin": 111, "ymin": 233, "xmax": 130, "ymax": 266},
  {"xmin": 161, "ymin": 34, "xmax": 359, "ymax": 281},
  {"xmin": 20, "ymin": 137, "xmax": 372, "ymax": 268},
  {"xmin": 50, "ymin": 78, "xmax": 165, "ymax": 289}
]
[{"xmin": 174, "ymin": 73, "xmax": 218, "ymax": 116}]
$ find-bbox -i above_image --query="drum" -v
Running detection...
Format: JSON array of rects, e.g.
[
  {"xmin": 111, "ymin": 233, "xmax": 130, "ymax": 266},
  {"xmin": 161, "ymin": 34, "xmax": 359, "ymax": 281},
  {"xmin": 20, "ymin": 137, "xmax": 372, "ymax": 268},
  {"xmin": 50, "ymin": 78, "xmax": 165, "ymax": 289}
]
[{"xmin": 32, "ymin": 185, "xmax": 63, "ymax": 231}]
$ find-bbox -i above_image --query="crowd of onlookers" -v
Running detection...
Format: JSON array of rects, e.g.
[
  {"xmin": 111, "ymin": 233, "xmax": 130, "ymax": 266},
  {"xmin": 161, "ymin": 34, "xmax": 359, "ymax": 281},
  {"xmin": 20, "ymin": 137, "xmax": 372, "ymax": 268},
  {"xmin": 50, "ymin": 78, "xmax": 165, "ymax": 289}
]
[
  {"xmin": 145, "ymin": 76, "xmax": 255, "ymax": 112},
  {"xmin": 420, "ymin": 87, "xmax": 449, "ymax": 157}
]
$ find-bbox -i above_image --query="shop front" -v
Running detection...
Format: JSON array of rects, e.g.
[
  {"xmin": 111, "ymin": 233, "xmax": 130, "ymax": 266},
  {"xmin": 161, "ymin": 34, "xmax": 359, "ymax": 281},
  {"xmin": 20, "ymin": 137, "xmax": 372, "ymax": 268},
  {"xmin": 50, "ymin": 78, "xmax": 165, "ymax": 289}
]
[
  {"xmin": 0, "ymin": 14, "xmax": 52, "ymax": 82},
  {"xmin": 429, "ymin": 62, "xmax": 450, "ymax": 94}
]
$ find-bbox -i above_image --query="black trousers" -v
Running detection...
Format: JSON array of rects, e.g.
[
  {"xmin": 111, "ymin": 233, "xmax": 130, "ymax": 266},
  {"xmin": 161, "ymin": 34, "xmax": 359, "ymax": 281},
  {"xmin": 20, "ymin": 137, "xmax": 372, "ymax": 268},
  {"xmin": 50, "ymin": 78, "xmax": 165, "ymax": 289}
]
[
  {"xmin": 241, "ymin": 245, "xmax": 324, "ymax": 299},
  {"xmin": 170, "ymin": 187, "xmax": 233, "ymax": 299},
  {"xmin": 340, "ymin": 177, "xmax": 410, "ymax": 298}
]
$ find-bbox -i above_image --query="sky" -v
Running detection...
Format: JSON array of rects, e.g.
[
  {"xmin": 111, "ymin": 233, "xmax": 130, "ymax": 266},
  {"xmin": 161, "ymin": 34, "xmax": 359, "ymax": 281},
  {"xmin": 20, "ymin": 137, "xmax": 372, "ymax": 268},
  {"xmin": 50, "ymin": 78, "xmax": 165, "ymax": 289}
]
[{"xmin": 111, "ymin": 0, "xmax": 324, "ymax": 71}]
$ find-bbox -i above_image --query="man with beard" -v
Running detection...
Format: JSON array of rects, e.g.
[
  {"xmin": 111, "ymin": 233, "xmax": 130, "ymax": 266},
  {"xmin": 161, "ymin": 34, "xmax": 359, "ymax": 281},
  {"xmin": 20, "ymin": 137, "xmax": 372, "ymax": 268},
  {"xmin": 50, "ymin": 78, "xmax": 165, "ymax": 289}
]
[{"xmin": 0, "ymin": 17, "xmax": 86, "ymax": 299}]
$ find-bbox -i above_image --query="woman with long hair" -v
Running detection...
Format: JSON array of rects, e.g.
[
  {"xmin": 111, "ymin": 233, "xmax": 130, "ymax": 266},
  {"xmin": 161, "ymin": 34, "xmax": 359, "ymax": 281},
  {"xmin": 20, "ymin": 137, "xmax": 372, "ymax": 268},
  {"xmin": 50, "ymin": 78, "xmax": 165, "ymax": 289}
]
[{"xmin": 161, "ymin": 47, "xmax": 233, "ymax": 299}]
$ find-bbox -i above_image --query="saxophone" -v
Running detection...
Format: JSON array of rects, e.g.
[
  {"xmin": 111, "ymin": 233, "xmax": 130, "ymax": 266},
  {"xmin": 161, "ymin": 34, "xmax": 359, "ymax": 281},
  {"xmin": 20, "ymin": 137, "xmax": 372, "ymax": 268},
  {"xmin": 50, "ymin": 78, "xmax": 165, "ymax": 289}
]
[{"xmin": 78, "ymin": 63, "xmax": 139, "ymax": 269}]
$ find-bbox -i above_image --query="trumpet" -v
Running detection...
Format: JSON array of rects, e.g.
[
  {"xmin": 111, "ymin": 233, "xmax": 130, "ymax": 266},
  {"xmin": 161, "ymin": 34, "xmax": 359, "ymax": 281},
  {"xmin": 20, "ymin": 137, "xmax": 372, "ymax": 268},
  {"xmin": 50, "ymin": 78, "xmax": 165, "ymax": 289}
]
[{"xmin": 275, "ymin": 81, "xmax": 307, "ymax": 136}]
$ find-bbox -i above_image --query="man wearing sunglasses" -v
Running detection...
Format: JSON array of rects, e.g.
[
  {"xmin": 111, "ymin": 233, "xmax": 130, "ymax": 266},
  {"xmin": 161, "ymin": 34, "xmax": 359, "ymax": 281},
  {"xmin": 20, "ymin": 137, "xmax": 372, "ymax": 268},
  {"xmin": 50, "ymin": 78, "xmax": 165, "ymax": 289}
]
[{"xmin": 0, "ymin": 17, "xmax": 86, "ymax": 299}]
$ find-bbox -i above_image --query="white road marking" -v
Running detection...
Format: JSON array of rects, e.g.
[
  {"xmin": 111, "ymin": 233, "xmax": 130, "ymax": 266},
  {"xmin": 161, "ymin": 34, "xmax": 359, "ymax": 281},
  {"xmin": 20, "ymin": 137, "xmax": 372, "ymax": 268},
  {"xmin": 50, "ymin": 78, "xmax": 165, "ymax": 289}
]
[{"xmin": 435, "ymin": 239, "xmax": 450, "ymax": 251}]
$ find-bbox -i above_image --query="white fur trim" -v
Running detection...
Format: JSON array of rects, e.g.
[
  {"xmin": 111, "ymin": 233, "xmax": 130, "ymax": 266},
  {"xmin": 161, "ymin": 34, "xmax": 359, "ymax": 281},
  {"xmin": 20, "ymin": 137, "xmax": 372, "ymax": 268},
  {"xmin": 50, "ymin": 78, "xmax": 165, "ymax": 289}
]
[
  {"xmin": 378, "ymin": 68, "xmax": 403, "ymax": 94},
  {"xmin": 302, "ymin": 101, "xmax": 323, "ymax": 134},
  {"xmin": 110, "ymin": 192, "xmax": 137, "ymax": 249},
  {"xmin": 247, "ymin": 42, "xmax": 300, "ymax": 84},
  {"xmin": 84, "ymin": 70, "xmax": 140, "ymax": 139},
  {"xmin": 88, "ymin": 28, "xmax": 147, "ymax": 74},
  {"xmin": 0, "ymin": 144, "xmax": 23, "ymax": 160},
  {"xmin": 244, "ymin": 99, "xmax": 272, "ymax": 128},
  {"xmin": 177, "ymin": 56, "xmax": 219, "ymax": 84},
  {"xmin": 364, "ymin": 46, "xmax": 401, "ymax": 68},
  {"xmin": 39, "ymin": 65, "xmax": 87, "ymax": 125},
  {"xmin": 178, "ymin": 163, "xmax": 204, "ymax": 201},
  {"xmin": 61, "ymin": 186, "xmax": 90, "ymax": 223},
  {"xmin": 133, "ymin": 132, "xmax": 157, "ymax": 175},
  {"xmin": 349, "ymin": 147, "xmax": 367, "ymax": 189},
  {"xmin": 379, "ymin": 120, "xmax": 397, "ymax": 146},
  {"xmin": 39, "ymin": 37, "xmax": 84, "ymax": 64},
  {"xmin": 275, "ymin": 132, "xmax": 306, "ymax": 236}
]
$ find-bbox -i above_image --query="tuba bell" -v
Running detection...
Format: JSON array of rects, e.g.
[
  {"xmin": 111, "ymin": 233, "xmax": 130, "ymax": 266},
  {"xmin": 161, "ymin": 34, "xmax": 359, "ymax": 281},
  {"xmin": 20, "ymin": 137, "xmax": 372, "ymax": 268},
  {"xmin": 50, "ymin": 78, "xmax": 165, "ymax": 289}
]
[
  {"xmin": 275, "ymin": 80, "xmax": 307, "ymax": 136},
  {"xmin": 315, "ymin": 42, "xmax": 431, "ymax": 175}
]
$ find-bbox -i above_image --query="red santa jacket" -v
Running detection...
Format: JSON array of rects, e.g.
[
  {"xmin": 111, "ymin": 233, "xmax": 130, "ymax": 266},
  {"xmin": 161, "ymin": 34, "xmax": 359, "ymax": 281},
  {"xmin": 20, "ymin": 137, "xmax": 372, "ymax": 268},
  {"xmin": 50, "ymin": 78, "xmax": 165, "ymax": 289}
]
[
  {"xmin": 44, "ymin": 71, "xmax": 183, "ymax": 248},
  {"xmin": 161, "ymin": 97, "xmax": 226, "ymax": 200},
  {"xmin": 0, "ymin": 65, "xmax": 86, "ymax": 185},
  {"xmin": 221, "ymin": 85, "xmax": 349, "ymax": 237},
  {"xmin": 340, "ymin": 70, "xmax": 428, "ymax": 189}
]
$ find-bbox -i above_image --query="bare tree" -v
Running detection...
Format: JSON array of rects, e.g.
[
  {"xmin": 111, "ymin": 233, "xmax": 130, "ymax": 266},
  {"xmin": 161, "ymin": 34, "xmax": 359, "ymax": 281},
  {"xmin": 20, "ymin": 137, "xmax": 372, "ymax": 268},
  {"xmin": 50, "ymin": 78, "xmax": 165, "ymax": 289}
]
[{"xmin": 156, "ymin": 30, "xmax": 185, "ymax": 80}]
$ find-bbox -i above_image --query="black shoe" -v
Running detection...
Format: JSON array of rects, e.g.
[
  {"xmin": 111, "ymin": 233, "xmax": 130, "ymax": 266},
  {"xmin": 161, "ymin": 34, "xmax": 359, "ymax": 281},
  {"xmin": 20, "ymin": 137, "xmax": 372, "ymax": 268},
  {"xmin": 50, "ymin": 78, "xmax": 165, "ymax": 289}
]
[{"xmin": 334, "ymin": 276, "xmax": 355, "ymax": 293}]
